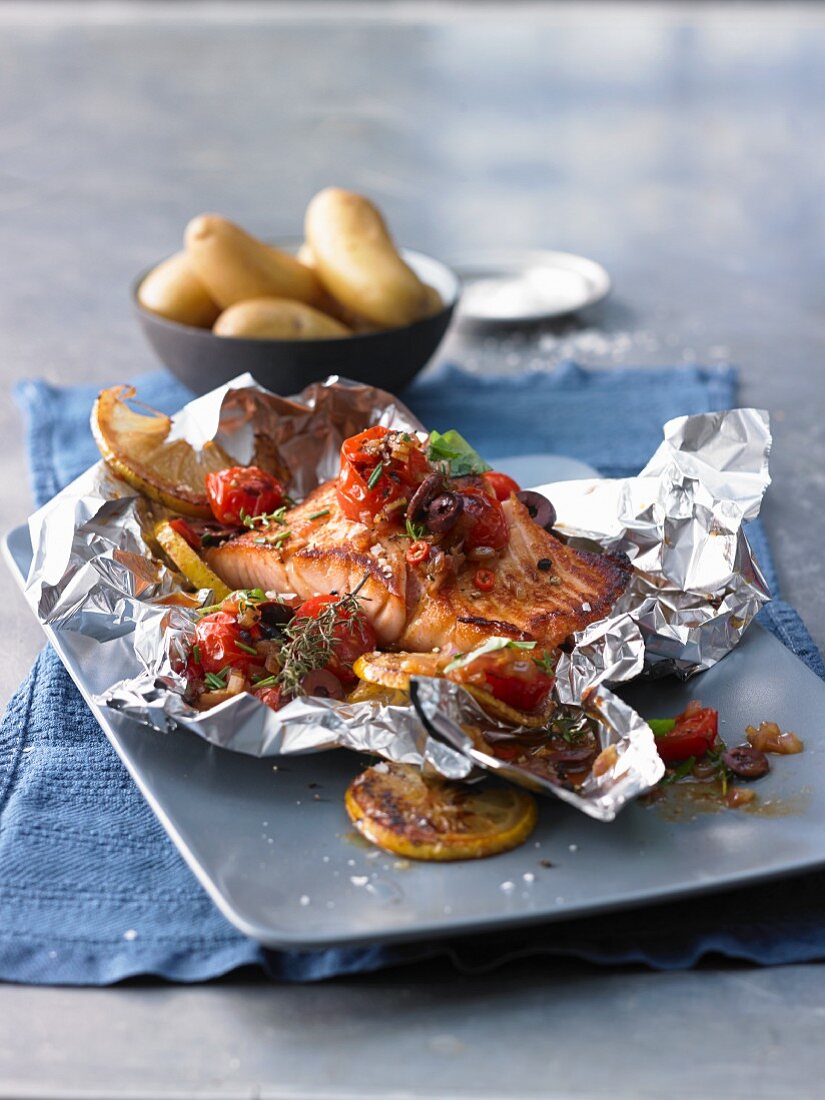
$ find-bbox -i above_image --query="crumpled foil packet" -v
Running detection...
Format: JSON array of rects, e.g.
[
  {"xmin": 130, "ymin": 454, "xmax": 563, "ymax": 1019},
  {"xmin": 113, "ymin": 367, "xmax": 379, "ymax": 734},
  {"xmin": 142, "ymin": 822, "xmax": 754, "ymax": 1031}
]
[{"xmin": 23, "ymin": 375, "xmax": 772, "ymax": 822}]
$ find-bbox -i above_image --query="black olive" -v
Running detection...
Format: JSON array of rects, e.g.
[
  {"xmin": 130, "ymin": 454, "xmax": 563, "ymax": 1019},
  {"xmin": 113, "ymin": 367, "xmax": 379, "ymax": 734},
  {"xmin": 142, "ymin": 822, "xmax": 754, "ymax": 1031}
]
[
  {"xmin": 426, "ymin": 492, "xmax": 463, "ymax": 534},
  {"xmin": 547, "ymin": 747, "xmax": 595, "ymax": 775},
  {"xmin": 406, "ymin": 473, "xmax": 444, "ymax": 522},
  {"xmin": 517, "ymin": 490, "xmax": 557, "ymax": 531},
  {"xmin": 722, "ymin": 745, "xmax": 770, "ymax": 780},
  {"xmin": 301, "ymin": 669, "xmax": 344, "ymax": 701},
  {"xmin": 537, "ymin": 558, "xmax": 552, "ymax": 572},
  {"xmin": 259, "ymin": 600, "xmax": 293, "ymax": 628}
]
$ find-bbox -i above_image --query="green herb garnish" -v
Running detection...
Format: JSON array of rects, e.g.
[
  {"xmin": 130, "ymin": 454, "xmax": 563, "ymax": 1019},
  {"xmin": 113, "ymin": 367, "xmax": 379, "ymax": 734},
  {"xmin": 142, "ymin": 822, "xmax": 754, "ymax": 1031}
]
[
  {"xmin": 648, "ymin": 718, "xmax": 677, "ymax": 738},
  {"xmin": 251, "ymin": 673, "xmax": 279, "ymax": 688},
  {"xmin": 367, "ymin": 462, "xmax": 384, "ymax": 490},
  {"xmin": 444, "ymin": 636, "xmax": 536, "ymax": 674},
  {"xmin": 308, "ymin": 509, "xmax": 330, "ymax": 520},
  {"xmin": 405, "ymin": 517, "xmax": 427, "ymax": 541},
  {"xmin": 193, "ymin": 644, "xmax": 202, "ymax": 665},
  {"xmin": 427, "ymin": 429, "xmax": 492, "ymax": 477},
  {"xmin": 532, "ymin": 651, "xmax": 556, "ymax": 675},
  {"xmin": 663, "ymin": 755, "xmax": 697, "ymax": 784},
  {"xmin": 204, "ymin": 667, "xmax": 230, "ymax": 691},
  {"xmin": 235, "ymin": 640, "xmax": 258, "ymax": 656},
  {"xmin": 240, "ymin": 506, "xmax": 287, "ymax": 529}
]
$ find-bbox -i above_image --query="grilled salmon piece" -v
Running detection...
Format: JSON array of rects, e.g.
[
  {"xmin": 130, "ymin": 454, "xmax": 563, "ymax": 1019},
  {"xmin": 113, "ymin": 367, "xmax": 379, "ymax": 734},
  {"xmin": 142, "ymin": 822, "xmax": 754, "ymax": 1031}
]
[
  {"xmin": 398, "ymin": 495, "xmax": 630, "ymax": 652},
  {"xmin": 204, "ymin": 482, "xmax": 408, "ymax": 645},
  {"xmin": 206, "ymin": 484, "xmax": 630, "ymax": 651}
]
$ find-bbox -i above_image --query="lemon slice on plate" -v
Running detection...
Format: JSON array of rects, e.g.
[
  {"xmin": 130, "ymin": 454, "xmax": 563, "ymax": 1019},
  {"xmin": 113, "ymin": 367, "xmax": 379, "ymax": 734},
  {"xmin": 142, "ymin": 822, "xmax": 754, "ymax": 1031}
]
[
  {"xmin": 345, "ymin": 762, "xmax": 537, "ymax": 861},
  {"xmin": 155, "ymin": 520, "xmax": 232, "ymax": 600},
  {"xmin": 91, "ymin": 385, "xmax": 236, "ymax": 517}
]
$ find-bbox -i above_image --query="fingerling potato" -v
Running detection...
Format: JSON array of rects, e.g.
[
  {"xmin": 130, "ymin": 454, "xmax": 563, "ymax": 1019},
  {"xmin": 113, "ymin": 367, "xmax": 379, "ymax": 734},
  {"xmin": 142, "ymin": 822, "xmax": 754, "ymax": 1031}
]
[
  {"xmin": 305, "ymin": 188, "xmax": 441, "ymax": 328},
  {"xmin": 137, "ymin": 251, "xmax": 220, "ymax": 328},
  {"xmin": 185, "ymin": 214, "xmax": 326, "ymax": 309},
  {"xmin": 212, "ymin": 297, "xmax": 351, "ymax": 340}
]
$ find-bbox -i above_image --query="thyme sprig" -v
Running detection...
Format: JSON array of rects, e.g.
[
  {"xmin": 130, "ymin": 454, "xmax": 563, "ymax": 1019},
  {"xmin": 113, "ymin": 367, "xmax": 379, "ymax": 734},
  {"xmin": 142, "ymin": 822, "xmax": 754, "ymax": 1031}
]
[
  {"xmin": 405, "ymin": 517, "xmax": 427, "ymax": 541},
  {"xmin": 276, "ymin": 575, "xmax": 370, "ymax": 700}
]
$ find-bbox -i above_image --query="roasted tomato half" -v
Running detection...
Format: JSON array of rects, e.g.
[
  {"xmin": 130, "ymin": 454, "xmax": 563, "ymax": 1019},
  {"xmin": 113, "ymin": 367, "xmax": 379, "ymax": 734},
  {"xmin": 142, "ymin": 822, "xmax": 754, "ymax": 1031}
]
[
  {"xmin": 449, "ymin": 648, "xmax": 555, "ymax": 714},
  {"xmin": 652, "ymin": 704, "xmax": 719, "ymax": 765},
  {"xmin": 337, "ymin": 427, "xmax": 430, "ymax": 523},
  {"xmin": 457, "ymin": 483, "xmax": 509, "ymax": 551},
  {"xmin": 192, "ymin": 611, "xmax": 264, "ymax": 675},
  {"xmin": 294, "ymin": 594, "xmax": 378, "ymax": 684},
  {"xmin": 205, "ymin": 465, "xmax": 285, "ymax": 527},
  {"xmin": 484, "ymin": 471, "xmax": 521, "ymax": 501}
]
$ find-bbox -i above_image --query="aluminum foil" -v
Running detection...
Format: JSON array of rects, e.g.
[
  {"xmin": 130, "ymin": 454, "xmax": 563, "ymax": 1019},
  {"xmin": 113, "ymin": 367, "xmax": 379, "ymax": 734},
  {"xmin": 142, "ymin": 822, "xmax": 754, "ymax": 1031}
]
[{"xmin": 23, "ymin": 375, "xmax": 772, "ymax": 821}]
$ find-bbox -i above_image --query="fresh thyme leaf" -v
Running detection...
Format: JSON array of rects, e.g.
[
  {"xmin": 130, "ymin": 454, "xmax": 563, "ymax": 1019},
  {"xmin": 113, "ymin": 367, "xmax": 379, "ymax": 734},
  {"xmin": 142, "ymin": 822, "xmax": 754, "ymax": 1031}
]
[
  {"xmin": 367, "ymin": 462, "xmax": 384, "ymax": 490},
  {"xmin": 405, "ymin": 517, "xmax": 427, "ymax": 540},
  {"xmin": 235, "ymin": 640, "xmax": 258, "ymax": 656}
]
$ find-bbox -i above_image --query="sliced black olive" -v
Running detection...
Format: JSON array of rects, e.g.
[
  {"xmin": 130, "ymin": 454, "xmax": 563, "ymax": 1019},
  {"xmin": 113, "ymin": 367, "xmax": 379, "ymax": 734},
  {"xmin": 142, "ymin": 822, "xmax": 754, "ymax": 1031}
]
[
  {"xmin": 547, "ymin": 747, "xmax": 595, "ymax": 775},
  {"xmin": 517, "ymin": 490, "xmax": 557, "ymax": 531},
  {"xmin": 301, "ymin": 669, "xmax": 344, "ymax": 701},
  {"xmin": 722, "ymin": 745, "xmax": 770, "ymax": 780},
  {"xmin": 537, "ymin": 558, "xmax": 552, "ymax": 572},
  {"xmin": 406, "ymin": 473, "xmax": 444, "ymax": 522},
  {"xmin": 258, "ymin": 600, "xmax": 294, "ymax": 628},
  {"xmin": 426, "ymin": 492, "xmax": 463, "ymax": 534}
]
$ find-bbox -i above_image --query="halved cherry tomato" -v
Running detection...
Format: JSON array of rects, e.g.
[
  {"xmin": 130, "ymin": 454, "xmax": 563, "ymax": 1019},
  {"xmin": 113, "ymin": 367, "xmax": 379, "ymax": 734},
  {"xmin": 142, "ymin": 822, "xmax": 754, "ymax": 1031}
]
[
  {"xmin": 336, "ymin": 427, "xmax": 429, "ymax": 523},
  {"xmin": 473, "ymin": 567, "xmax": 496, "ymax": 592},
  {"xmin": 193, "ymin": 611, "xmax": 264, "ymax": 675},
  {"xmin": 459, "ymin": 485, "xmax": 509, "ymax": 551},
  {"xmin": 450, "ymin": 648, "xmax": 555, "ymax": 714},
  {"xmin": 484, "ymin": 471, "xmax": 521, "ymax": 501},
  {"xmin": 254, "ymin": 685, "xmax": 284, "ymax": 712},
  {"xmin": 653, "ymin": 705, "xmax": 719, "ymax": 765},
  {"xmin": 406, "ymin": 540, "xmax": 430, "ymax": 565},
  {"xmin": 294, "ymin": 594, "xmax": 378, "ymax": 684},
  {"xmin": 205, "ymin": 465, "xmax": 285, "ymax": 527}
]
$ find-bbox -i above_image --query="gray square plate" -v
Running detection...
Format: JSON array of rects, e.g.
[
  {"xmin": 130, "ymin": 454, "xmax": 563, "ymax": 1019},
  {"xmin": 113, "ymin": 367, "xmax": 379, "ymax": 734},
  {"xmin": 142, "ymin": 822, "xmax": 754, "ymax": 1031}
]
[{"xmin": 5, "ymin": 522, "xmax": 825, "ymax": 951}]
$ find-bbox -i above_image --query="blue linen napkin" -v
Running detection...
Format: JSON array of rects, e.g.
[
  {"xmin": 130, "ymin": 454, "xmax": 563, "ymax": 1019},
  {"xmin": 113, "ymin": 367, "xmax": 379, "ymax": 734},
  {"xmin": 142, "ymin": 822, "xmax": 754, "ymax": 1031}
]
[{"xmin": 3, "ymin": 362, "xmax": 824, "ymax": 986}]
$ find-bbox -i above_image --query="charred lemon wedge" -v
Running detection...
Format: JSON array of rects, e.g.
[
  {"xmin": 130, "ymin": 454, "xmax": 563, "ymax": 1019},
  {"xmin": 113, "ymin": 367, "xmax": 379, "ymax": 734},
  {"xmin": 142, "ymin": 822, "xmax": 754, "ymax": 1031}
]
[
  {"xmin": 91, "ymin": 385, "xmax": 236, "ymax": 517},
  {"xmin": 155, "ymin": 520, "xmax": 232, "ymax": 600},
  {"xmin": 353, "ymin": 650, "xmax": 447, "ymax": 690},
  {"xmin": 353, "ymin": 650, "xmax": 553, "ymax": 729},
  {"xmin": 345, "ymin": 762, "xmax": 537, "ymax": 861}
]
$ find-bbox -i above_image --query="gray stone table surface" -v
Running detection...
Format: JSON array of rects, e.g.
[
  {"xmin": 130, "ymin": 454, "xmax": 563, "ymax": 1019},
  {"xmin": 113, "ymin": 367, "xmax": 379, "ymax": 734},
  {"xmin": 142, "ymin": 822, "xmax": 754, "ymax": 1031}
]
[{"xmin": 1, "ymin": 2, "xmax": 825, "ymax": 1097}]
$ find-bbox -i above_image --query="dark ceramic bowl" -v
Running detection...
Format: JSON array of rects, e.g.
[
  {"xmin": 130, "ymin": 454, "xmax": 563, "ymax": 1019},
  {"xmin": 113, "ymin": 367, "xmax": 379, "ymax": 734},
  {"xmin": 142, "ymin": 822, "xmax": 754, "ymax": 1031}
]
[{"xmin": 133, "ymin": 248, "xmax": 460, "ymax": 396}]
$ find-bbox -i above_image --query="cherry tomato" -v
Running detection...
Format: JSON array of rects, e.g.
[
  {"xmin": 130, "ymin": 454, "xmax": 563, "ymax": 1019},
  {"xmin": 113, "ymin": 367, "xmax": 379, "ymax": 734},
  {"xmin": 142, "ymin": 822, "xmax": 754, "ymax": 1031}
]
[
  {"xmin": 193, "ymin": 611, "xmax": 264, "ymax": 675},
  {"xmin": 449, "ymin": 648, "xmax": 555, "ymax": 714},
  {"xmin": 406, "ymin": 540, "xmax": 430, "ymax": 565},
  {"xmin": 459, "ymin": 485, "xmax": 509, "ymax": 551},
  {"xmin": 473, "ymin": 567, "xmax": 496, "ymax": 592},
  {"xmin": 294, "ymin": 594, "xmax": 378, "ymax": 684},
  {"xmin": 653, "ymin": 706, "xmax": 718, "ymax": 765},
  {"xmin": 205, "ymin": 465, "xmax": 285, "ymax": 527},
  {"xmin": 169, "ymin": 517, "xmax": 200, "ymax": 551},
  {"xmin": 254, "ymin": 686, "xmax": 284, "ymax": 712},
  {"xmin": 484, "ymin": 471, "xmax": 521, "ymax": 501},
  {"xmin": 336, "ymin": 427, "xmax": 429, "ymax": 523}
]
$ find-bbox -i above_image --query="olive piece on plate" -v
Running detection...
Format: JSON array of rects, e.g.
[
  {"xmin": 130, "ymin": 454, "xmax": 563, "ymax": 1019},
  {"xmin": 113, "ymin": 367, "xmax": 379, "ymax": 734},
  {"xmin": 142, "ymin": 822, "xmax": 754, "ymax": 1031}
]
[
  {"xmin": 406, "ymin": 472, "xmax": 443, "ymax": 522},
  {"xmin": 426, "ymin": 492, "xmax": 463, "ymax": 533},
  {"xmin": 516, "ymin": 490, "xmax": 557, "ymax": 531},
  {"xmin": 301, "ymin": 668, "xmax": 344, "ymax": 700},
  {"xmin": 722, "ymin": 745, "xmax": 770, "ymax": 780}
]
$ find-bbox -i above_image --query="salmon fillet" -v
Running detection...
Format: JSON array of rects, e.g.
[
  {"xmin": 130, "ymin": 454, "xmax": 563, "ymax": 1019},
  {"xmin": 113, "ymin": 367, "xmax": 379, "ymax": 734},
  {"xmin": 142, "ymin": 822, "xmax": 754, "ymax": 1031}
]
[{"xmin": 206, "ymin": 484, "xmax": 630, "ymax": 651}]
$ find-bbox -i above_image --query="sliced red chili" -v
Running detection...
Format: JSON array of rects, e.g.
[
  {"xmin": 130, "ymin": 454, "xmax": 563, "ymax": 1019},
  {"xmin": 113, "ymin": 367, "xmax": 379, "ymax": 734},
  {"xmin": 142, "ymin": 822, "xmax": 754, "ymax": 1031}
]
[
  {"xmin": 406, "ymin": 539, "xmax": 430, "ymax": 565},
  {"xmin": 473, "ymin": 567, "xmax": 496, "ymax": 592}
]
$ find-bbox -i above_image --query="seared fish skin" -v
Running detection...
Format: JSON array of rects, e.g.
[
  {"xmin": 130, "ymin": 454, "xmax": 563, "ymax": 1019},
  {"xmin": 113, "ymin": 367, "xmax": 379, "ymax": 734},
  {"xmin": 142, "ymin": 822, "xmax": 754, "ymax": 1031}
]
[{"xmin": 206, "ymin": 484, "xmax": 630, "ymax": 651}]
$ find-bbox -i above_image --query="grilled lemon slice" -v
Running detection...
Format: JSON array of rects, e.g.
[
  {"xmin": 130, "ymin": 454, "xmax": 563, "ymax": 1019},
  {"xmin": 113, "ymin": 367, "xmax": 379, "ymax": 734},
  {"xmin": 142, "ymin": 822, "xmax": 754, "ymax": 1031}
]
[
  {"xmin": 155, "ymin": 520, "xmax": 232, "ymax": 600},
  {"xmin": 345, "ymin": 762, "xmax": 537, "ymax": 861},
  {"xmin": 91, "ymin": 385, "xmax": 236, "ymax": 517}
]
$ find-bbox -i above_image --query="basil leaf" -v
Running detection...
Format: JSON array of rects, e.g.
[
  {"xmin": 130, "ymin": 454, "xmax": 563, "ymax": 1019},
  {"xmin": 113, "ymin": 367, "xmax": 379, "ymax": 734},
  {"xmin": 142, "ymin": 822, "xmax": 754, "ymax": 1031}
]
[
  {"xmin": 427, "ymin": 429, "xmax": 492, "ymax": 477},
  {"xmin": 648, "ymin": 718, "xmax": 677, "ymax": 738},
  {"xmin": 444, "ymin": 636, "xmax": 536, "ymax": 674}
]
